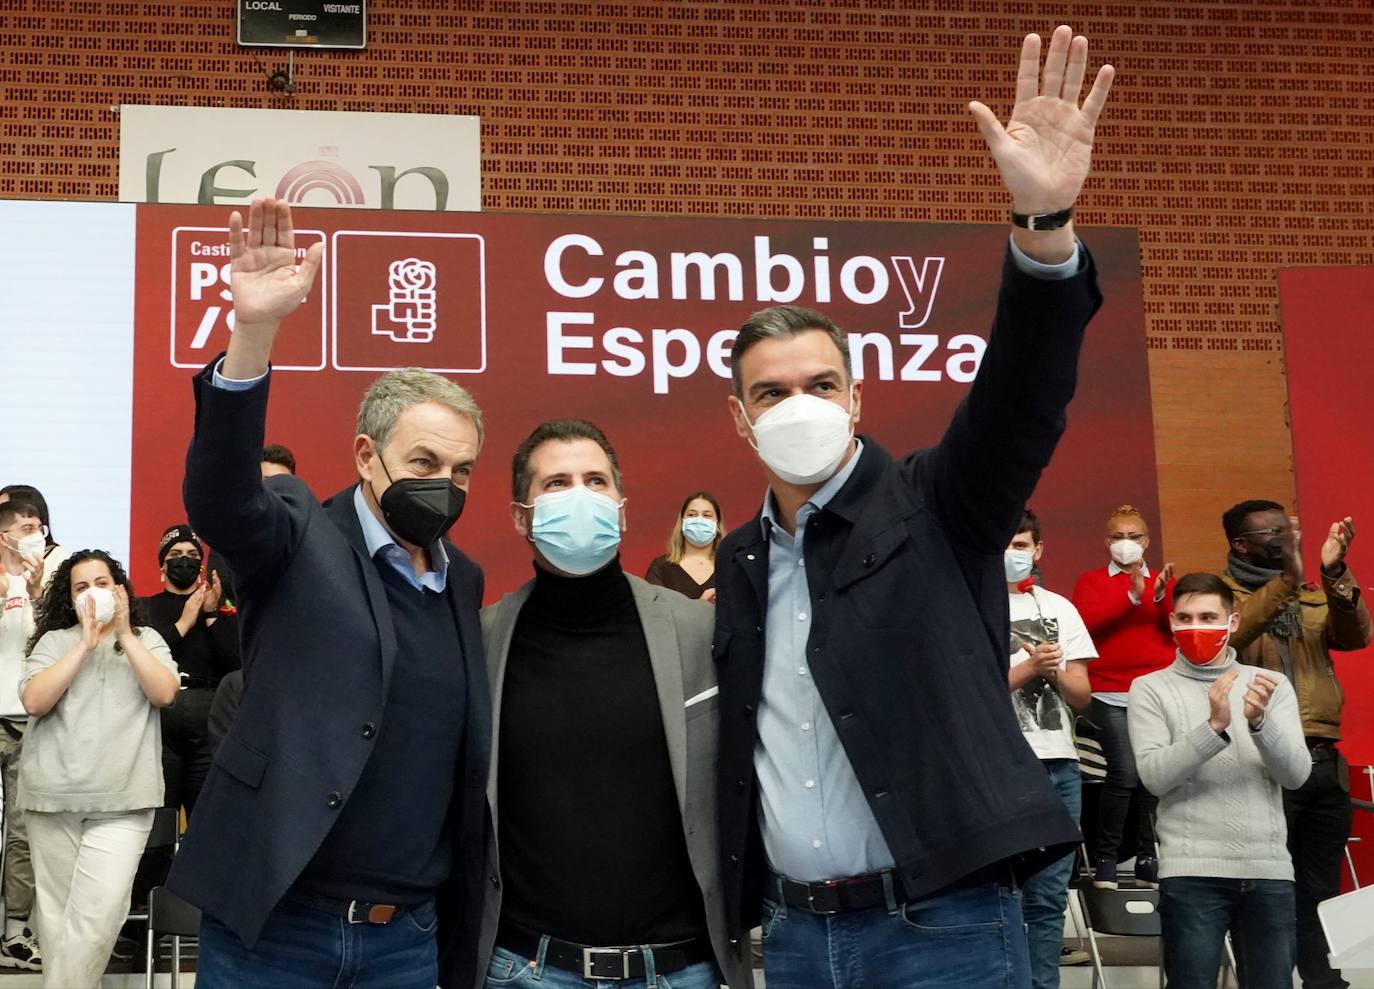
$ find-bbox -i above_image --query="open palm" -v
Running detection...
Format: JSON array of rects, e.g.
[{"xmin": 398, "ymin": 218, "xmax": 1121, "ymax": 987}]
[
  {"xmin": 969, "ymin": 26, "xmax": 1114, "ymax": 214},
  {"xmin": 229, "ymin": 198, "xmax": 324, "ymax": 327}
]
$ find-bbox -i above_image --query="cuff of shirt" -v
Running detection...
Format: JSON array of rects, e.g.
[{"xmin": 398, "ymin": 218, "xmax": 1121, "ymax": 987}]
[
  {"xmin": 210, "ymin": 357, "xmax": 268, "ymax": 392},
  {"xmin": 1008, "ymin": 235, "xmax": 1083, "ymax": 280}
]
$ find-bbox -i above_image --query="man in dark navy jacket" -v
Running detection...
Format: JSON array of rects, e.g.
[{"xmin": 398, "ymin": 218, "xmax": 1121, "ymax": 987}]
[
  {"xmin": 169, "ymin": 198, "xmax": 491, "ymax": 989},
  {"xmin": 714, "ymin": 26, "xmax": 1115, "ymax": 989}
]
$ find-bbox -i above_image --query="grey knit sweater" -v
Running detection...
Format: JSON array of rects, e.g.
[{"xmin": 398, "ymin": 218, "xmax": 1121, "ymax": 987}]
[{"xmin": 1127, "ymin": 651, "xmax": 1311, "ymax": 881}]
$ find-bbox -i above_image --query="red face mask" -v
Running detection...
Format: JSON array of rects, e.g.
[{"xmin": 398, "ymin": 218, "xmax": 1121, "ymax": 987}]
[{"xmin": 1172, "ymin": 624, "xmax": 1232, "ymax": 666}]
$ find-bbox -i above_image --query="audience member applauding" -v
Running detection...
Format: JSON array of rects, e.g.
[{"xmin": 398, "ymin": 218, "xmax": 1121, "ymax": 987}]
[
  {"xmin": 0, "ymin": 486, "xmax": 68, "ymax": 590},
  {"xmin": 1005, "ymin": 509, "xmax": 1096, "ymax": 989},
  {"xmin": 0, "ymin": 502, "xmax": 43, "ymax": 971},
  {"xmin": 141, "ymin": 524, "xmax": 241, "ymax": 815},
  {"xmin": 1071, "ymin": 504, "xmax": 1176, "ymax": 888},
  {"xmin": 21, "ymin": 551, "xmax": 179, "ymax": 989},
  {"xmin": 645, "ymin": 491, "xmax": 723, "ymax": 601},
  {"xmin": 1221, "ymin": 502, "xmax": 1371, "ymax": 989},
  {"xmin": 1129, "ymin": 572, "xmax": 1310, "ymax": 989}
]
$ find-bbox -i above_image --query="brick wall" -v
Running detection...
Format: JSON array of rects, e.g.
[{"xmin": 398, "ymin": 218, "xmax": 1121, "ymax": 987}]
[{"xmin": 3, "ymin": 0, "xmax": 1372, "ymax": 569}]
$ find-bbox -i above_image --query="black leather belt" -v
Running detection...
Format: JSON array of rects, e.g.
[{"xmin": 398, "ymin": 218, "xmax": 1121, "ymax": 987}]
[
  {"xmin": 496, "ymin": 923, "xmax": 712, "ymax": 980},
  {"xmin": 775, "ymin": 862, "xmax": 1013, "ymax": 916},
  {"xmin": 178, "ymin": 674, "xmax": 220, "ymax": 690},
  {"xmin": 283, "ymin": 890, "xmax": 411, "ymax": 925}
]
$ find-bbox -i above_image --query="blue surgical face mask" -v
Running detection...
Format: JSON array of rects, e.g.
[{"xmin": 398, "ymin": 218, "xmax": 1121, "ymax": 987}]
[
  {"xmin": 1004, "ymin": 548, "xmax": 1036, "ymax": 583},
  {"xmin": 681, "ymin": 516, "xmax": 718, "ymax": 547},
  {"xmin": 521, "ymin": 485, "xmax": 624, "ymax": 576}
]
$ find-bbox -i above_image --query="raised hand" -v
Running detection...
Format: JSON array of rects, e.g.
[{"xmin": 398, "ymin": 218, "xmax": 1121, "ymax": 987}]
[
  {"xmin": 1208, "ymin": 667, "xmax": 1238, "ymax": 733},
  {"xmin": 968, "ymin": 26, "xmax": 1114, "ymax": 216},
  {"xmin": 179, "ymin": 584, "xmax": 207, "ymax": 629},
  {"xmin": 1128, "ymin": 560, "xmax": 1146, "ymax": 602},
  {"xmin": 222, "ymin": 197, "xmax": 325, "ymax": 379},
  {"xmin": 1320, "ymin": 516, "xmax": 1355, "ymax": 575},
  {"xmin": 1153, "ymin": 562, "xmax": 1175, "ymax": 601},
  {"xmin": 202, "ymin": 570, "xmax": 223, "ymax": 614},
  {"xmin": 78, "ymin": 593, "xmax": 102, "ymax": 652},
  {"xmin": 20, "ymin": 553, "xmax": 43, "ymax": 600},
  {"xmin": 112, "ymin": 585, "xmax": 134, "ymax": 638},
  {"xmin": 1243, "ymin": 670, "xmax": 1277, "ymax": 729},
  {"xmin": 1282, "ymin": 516, "xmax": 1304, "ymax": 588}
]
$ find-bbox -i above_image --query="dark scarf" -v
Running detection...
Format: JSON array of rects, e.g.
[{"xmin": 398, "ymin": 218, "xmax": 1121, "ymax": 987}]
[{"xmin": 1225, "ymin": 552, "xmax": 1300, "ymax": 640}]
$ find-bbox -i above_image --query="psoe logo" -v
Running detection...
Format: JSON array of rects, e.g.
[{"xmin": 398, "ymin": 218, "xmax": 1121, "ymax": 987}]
[
  {"xmin": 332, "ymin": 231, "xmax": 485, "ymax": 373},
  {"xmin": 372, "ymin": 259, "xmax": 438, "ymax": 343}
]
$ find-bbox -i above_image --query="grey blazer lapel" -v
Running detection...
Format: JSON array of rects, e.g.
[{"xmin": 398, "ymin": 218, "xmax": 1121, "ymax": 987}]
[
  {"xmin": 479, "ymin": 581, "xmax": 534, "ymax": 829},
  {"xmin": 628, "ymin": 574, "xmax": 689, "ymax": 811}
]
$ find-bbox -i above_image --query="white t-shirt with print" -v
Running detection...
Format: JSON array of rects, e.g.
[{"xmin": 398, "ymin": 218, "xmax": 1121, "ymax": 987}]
[
  {"xmin": 0, "ymin": 572, "xmax": 34, "ymax": 720},
  {"xmin": 1008, "ymin": 585, "xmax": 1097, "ymax": 761}
]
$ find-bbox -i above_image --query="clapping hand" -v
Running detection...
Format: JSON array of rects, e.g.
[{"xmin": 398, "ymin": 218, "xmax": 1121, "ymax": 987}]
[
  {"xmin": 1320, "ymin": 516, "xmax": 1355, "ymax": 576},
  {"xmin": 1208, "ymin": 668, "xmax": 1238, "ymax": 733},
  {"xmin": 1243, "ymin": 670, "xmax": 1277, "ymax": 730}
]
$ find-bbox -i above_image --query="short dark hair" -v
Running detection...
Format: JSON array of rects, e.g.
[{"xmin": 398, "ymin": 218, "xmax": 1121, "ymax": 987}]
[
  {"xmin": 1172, "ymin": 572, "xmax": 1235, "ymax": 613},
  {"xmin": 511, "ymin": 419, "xmax": 623, "ymax": 503},
  {"xmin": 262, "ymin": 444, "xmax": 297, "ymax": 474},
  {"xmin": 0, "ymin": 501, "xmax": 40, "ymax": 532},
  {"xmin": 1222, "ymin": 499, "xmax": 1285, "ymax": 542},
  {"xmin": 1015, "ymin": 507, "xmax": 1041, "ymax": 544},
  {"xmin": 0, "ymin": 484, "xmax": 54, "ymax": 545},
  {"xmin": 730, "ymin": 305, "xmax": 851, "ymax": 398}
]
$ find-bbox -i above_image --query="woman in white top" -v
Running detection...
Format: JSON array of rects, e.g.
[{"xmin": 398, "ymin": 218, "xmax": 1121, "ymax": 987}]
[{"xmin": 21, "ymin": 550, "xmax": 179, "ymax": 989}]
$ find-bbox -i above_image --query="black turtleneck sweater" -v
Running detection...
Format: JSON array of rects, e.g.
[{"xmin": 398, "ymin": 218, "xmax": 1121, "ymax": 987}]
[{"xmin": 497, "ymin": 560, "xmax": 708, "ymax": 946}]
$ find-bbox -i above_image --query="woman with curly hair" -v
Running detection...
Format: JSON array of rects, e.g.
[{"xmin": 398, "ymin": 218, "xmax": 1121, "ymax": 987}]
[{"xmin": 20, "ymin": 550, "xmax": 179, "ymax": 988}]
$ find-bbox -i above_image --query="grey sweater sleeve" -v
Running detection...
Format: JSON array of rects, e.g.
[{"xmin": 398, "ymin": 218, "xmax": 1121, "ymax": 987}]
[
  {"xmin": 1129, "ymin": 678, "xmax": 1230, "ymax": 797},
  {"xmin": 1249, "ymin": 676, "xmax": 1312, "ymax": 790}
]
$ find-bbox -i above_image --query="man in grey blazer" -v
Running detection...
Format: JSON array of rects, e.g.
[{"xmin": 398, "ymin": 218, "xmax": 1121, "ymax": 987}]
[{"xmin": 476, "ymin": 419, "xmax": 750, "ymax": 989}]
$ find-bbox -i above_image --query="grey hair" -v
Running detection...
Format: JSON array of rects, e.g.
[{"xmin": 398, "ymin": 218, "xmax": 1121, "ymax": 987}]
[
  {"xmin": 356, "ymin": 368, "xmax": 484, "ymax": 451},
  {"xmin": 730, "ymin": 305, "xmax": 851, "ymax": 397}
]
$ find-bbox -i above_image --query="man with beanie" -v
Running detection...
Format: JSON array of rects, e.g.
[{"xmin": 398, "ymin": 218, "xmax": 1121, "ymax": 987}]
[
  {"xmin": 141, "ymin": 524, "xmax": 241, "ymax": 816},
  {"xmin": 1129, "ymin": 572, "xmax": 1311, "ymax": 988},
  {"xmin": 1221, "ymin": 503, "xmax": 1370, "ymax": 989},
  {"xmin": 476, "ymin": 420, "xmax": 749, "ymax": 989}
]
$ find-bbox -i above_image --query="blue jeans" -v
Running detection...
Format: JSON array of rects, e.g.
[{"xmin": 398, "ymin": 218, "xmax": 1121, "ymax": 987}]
[
  {"xmin": 196, "ymin": 894, "xmax": 439, "ymax": 988},
  {"xmin": 483, "ymin": 942, "xmax": 720, "ymax": 988},
  {"xmin": 760, "ymin": 877, "xmax": 1030, "ymax": 989},
  {"xmin": 1159, "ymin": 876, "xmax": 1295, "ymax": 989},
  {"xmin": 1020, "ymin": 759, "xmax": 1082, "ymax": 989}
]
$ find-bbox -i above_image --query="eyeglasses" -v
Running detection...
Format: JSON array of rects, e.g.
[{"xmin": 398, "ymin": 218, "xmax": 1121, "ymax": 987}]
[
  {"xmin": 1238, "ymin": 527, "xmax": 1285, "ymax": 540},
  {"xmin": 1107, "ymin": 533, "xmax": 1145, "ymax": 542}
]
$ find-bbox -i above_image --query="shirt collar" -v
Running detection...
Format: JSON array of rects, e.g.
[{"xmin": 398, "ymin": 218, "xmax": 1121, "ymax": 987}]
[
  {"xmin": 352, "ymin": 485, "xmax": 449, "ymax": 582},
  {"xmin": 759, "ymin": 440, "xmax": 864, "ymax": 538},
  {"xmin": 1108, "ymin": 560, "xmax": 1150, "ymax": 578}
]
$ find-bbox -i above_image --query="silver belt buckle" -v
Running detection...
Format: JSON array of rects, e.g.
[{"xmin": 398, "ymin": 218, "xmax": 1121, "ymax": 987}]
[
  {"xmin": 178, "ymin": 671, "xmax": 190, "ymax": 691},
  {"xmin": 582, "ymin": 947, "xmax": 631, "ymax": 980}
]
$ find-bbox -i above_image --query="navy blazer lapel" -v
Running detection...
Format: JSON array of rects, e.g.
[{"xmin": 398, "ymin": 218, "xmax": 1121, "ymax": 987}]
[
  {"xmin": 323, "ymin": 486, "xmax": 399, "ymax": 698},
  {"xmin": 733, "ymin": 519, "xmax": 770, "ymax": 620}
]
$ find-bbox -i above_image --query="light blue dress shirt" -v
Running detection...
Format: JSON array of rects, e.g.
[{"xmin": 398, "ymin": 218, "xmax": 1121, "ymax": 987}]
[
  {"xmin": 209, "ymin": 360, "xmax": 448, "ymax": 593},
  {"xmin": 753, "ymin": 243, "xmax": 1080, "ymax": 882},
  {"xmin": 753, "ymin": 441, "xmax": 898, "ymax": 882}
]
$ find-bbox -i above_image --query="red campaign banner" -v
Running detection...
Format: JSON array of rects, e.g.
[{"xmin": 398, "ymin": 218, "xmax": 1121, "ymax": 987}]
[{"xmin": 130, "ymin": 204, "xmax": 1154, "ymax": 607}]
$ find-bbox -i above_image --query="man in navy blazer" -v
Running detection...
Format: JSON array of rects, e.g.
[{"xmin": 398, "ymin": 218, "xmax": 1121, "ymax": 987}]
[{"xmin": 168, "ymin": 198, "xmax": 491, "ymax": 989}]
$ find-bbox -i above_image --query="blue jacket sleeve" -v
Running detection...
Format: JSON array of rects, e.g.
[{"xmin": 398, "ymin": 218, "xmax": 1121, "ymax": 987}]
[
  {"xmin": 913, "ymin": 245, "xmax": 1103, "ymax": 554},
  {"xmin": 182, "ymin": 357, "xmax": 308, "ymax": 592}
]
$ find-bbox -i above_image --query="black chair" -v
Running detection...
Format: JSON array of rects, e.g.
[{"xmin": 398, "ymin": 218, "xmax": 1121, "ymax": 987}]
[
  {"xmin": 144, "ymin": 885, "xmax": 200, "ymax": 989},
  {"xmin": 1076, "ymin": 882, "xmax": 1163, "ymax": 989},
  {"xmin": 127, "ymin": 807, "xmax": 181, "ymax": 925}
]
